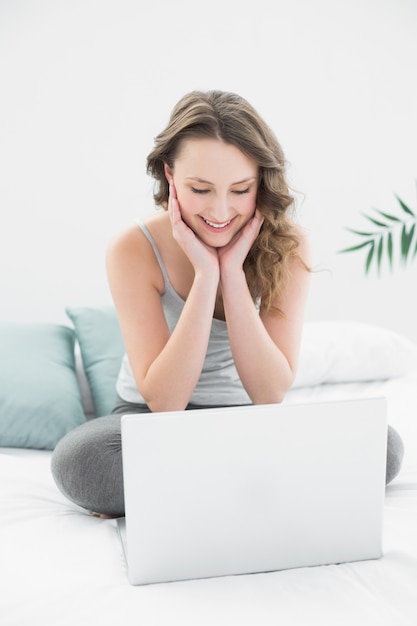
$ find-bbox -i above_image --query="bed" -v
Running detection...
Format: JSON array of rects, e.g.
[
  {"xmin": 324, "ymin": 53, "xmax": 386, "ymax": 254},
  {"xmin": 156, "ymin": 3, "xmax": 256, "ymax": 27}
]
[{"xmin": 1, "ymin": 309, "xmax": 417, "ymax": 626}]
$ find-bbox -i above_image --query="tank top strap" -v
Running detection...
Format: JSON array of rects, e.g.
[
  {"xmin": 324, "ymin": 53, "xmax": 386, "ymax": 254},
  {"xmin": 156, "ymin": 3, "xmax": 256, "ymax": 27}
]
[{"xmin": 136, "ymin": 219, "xmax": 169, "ymax": 291}]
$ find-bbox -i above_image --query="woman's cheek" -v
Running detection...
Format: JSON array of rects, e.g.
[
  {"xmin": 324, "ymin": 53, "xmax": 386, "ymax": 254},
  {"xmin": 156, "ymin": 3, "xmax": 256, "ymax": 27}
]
[
  {"xmin": 243, "ymin": 195, "xmax": 257, "ymax": 215},
  {"xmin": 179, "ymin": 193, "xmax": 205, "ymax": 216}
]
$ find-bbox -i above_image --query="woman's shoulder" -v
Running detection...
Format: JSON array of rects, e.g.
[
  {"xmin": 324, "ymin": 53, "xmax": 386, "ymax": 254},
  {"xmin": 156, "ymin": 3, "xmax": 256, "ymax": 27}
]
[
  {"xmin": 106, "ymin": 214, "xmax": 170, "ymax": 292},
  {"xmin": 107, "ymin": 212, "xmax": 169, "ymax": 256},
  {"xmin": 106, "ymin": 223, "xmax": 145, "ymax": 262}
]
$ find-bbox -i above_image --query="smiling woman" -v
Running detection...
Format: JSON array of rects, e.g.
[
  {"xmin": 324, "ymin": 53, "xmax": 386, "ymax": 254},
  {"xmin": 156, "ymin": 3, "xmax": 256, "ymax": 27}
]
[
  {"xmin": 147, "ymin": 90, "xmax": 305, "ymax": 313},
  {"xmin": 51, "ymin": 90, "xmax": 402, "ymax": 518},
  {"xmin": 50, "ymin": 89, "xmax": 314, "ymax": 515}
]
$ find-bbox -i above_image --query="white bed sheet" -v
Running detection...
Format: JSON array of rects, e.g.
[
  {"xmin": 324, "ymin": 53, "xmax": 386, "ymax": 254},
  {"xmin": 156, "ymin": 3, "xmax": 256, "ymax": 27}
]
[{"xmin": 1, "ymin": 375, "xmax": 417, "ymax": 626}]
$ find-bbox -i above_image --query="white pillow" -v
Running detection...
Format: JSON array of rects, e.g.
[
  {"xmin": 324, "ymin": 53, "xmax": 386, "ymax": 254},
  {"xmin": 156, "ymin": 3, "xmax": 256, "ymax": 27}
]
[{"xmin": 293, "ymin": 321, "xmax": 417, "ymax": 389}]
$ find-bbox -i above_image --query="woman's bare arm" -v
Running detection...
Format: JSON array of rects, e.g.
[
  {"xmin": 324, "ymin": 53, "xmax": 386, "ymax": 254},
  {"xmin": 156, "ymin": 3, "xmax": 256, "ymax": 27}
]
[
  {"xmin": 106, "ymin": 225, "xmax": 219, "ymax": 412},
  {"xmin": 220, "ymin": 224, "xmax": 311, "ymax": 404}
]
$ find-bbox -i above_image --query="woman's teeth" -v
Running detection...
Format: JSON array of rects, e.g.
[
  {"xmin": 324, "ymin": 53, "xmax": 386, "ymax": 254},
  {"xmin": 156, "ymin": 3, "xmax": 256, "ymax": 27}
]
[{"xmin": 202, "ymin": 217, "xmax": 231, "ymax": 229}]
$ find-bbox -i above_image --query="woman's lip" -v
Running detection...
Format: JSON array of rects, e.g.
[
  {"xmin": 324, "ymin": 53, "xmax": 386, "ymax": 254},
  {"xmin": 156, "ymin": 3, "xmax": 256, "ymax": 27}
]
[{"xmin": 200, "ymin": 216, "xmax": 234, "ymax": 230}]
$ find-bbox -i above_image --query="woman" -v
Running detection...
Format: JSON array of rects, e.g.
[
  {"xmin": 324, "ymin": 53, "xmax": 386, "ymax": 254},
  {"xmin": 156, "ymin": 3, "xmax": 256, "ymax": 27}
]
[
  {"xmin": 110, "ymin": 90, "xmax": 311, "ymax": 412},
  {"xmin": 51, "ymin": 90, "xmax": 402, "ymax": 516}
]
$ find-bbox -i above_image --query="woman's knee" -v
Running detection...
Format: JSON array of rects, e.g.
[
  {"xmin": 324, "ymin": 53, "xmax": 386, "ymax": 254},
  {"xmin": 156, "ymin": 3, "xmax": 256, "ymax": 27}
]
[
  {"xmin": 386, "ymin": 425, "xmax": 404, "ymax": 485},
  {"xmin": 51, "ymin": 415, "xmax": 125, "ymax": 516}
]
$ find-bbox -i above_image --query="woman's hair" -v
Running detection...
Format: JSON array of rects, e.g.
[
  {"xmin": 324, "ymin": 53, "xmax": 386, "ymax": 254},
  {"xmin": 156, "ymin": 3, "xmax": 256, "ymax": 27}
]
[{"xmin": 146, "ymin": 90, "xmax": 302, "ymax": 313}]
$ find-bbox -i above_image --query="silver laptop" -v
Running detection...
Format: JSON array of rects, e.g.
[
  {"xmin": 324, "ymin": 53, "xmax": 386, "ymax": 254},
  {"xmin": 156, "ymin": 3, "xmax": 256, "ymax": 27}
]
[{"xmin": 117, "ymin": 397, "xmax": 387, "ymax": 585}]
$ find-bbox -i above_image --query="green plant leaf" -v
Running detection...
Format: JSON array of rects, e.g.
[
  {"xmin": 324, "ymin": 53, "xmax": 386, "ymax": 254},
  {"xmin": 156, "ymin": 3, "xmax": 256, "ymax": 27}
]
[
  {"xmin": 396, "ymin": 194, "xmax": 415, "ymax": 217},
  {"xmin": 377, "ymin": 236, "xmax": 384, "ymax": 273},
  {"xmin": 401, "ymin": 224, "xmax": 407, "ymax": 263},
  {"xmin": 407, "ymin": 223, "xmax": 415, "ymax": 262},
  {"xmin": 401, "ymin": 223, "xmax": 416, "ymax": 263},
  {"xmin": 409, "ymin": 222, "xmax": 416, "ymax": 244},
  {"xmin": 345, "ymin": 228, "xmax": 375, "ymax": 237},
  {"xmin": 387, "ymin": 231, "xmax": 393, "ymax": 270},
  {"xmin": 374, "ymin": 209, "xmax": 402, "ymax": 223},
  {"xmin": 339, "ymin": 241, "xmax": 373, "ymax": 254},
  {"xmin": 365, "ymin": 242, "xmax": 375, "ymax": 274},
  {"xmin": 340, "ymin": 185, "xmax": 417, "ymax": 275},
  {"xmin": 362, "ymin": 212, "xmax": 389, "ymax": 228}
]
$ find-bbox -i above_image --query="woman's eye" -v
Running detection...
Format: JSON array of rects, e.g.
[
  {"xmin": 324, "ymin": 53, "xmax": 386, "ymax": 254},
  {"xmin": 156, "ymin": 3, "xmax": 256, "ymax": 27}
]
[
  {"xmin": 191, "ymin": 187, "xmax": 250, "ymax": 195},
  {"xmin": 191, "ymin": 188, "xmax": 210, "ymax": 194}
]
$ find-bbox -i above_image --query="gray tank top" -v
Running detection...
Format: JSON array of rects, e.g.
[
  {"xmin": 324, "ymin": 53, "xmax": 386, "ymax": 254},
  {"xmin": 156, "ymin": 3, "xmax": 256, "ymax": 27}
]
[{"xmin": 116, "ymin": 221, "xmax": 252, "ymax": 406}]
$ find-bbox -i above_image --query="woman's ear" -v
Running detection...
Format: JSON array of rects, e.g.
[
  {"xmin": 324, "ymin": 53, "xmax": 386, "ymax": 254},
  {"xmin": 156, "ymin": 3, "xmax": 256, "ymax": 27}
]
[{"xmin": 164, "ymin": 163, "xmax": 174, "ymax": 183}]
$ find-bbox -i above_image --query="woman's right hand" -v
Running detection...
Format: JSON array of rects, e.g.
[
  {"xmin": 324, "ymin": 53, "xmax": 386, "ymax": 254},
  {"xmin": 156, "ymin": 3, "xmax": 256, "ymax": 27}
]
[{"xmin": 168, "ymin": 182, "xmax": 220, "ymax": 278}]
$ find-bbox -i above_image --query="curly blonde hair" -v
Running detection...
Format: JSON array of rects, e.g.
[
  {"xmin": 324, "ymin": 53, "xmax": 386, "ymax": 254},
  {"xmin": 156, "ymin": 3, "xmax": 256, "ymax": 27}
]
[{"xmin": 146, "ymin": 90, "xmax": 301, "ymax": 313}]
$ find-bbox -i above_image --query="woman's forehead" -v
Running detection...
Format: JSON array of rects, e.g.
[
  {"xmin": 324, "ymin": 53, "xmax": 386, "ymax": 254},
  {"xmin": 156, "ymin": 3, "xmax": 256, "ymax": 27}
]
[{"xmin": 174, "ymin": 137, "xmax": 258, "ymax": 181}]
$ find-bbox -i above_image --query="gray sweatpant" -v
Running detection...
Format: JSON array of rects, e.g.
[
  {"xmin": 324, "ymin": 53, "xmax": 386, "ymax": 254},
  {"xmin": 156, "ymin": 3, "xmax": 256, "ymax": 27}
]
[{"xmin": 51, "ymin": 397, "xmax": 405, "ymax": 517}]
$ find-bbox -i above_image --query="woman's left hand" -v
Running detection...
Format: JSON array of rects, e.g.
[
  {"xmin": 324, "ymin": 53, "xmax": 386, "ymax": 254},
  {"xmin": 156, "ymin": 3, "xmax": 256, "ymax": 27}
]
[{"xmin": 217, "ymin": 208, "xmax": 264, "ymax": 275}]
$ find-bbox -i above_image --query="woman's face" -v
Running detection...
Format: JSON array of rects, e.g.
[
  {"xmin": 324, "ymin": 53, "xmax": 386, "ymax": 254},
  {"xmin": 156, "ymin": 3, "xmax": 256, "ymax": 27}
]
[{"xmin": 165, "ymin": 137, "xmax": 258, "ymax": 248}]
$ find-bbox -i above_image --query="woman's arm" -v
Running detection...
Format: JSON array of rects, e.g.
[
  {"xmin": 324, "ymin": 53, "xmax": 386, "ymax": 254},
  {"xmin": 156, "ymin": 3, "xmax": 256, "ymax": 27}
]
[
  {"xmin": 107, "ymin": 184, "xmax": 224, "ymax": 412},
  {"xmin": 219, "ymin": 221, "xmax": 311, "ymax": 404},
  {"xmin": 106, "ymin": 223, "xmax": 219, "ymax": 413}
]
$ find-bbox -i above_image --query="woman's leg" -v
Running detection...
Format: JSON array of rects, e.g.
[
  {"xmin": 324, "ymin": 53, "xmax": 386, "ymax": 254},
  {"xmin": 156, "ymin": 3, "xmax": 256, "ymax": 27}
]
[
  {"xmin": 51, "ymin": 415, "xmax": 125, "ymax": 517},
  {"xmin": 386, "ymin": 424, "xmax": 404, "ymax": 485},
  {"xmin": 51, "ymin": 405, "xmax": 404, "ymax": 516},
  {"xmin": 51, "ymin": 398, "xmax": 151, "ymax": 517}
]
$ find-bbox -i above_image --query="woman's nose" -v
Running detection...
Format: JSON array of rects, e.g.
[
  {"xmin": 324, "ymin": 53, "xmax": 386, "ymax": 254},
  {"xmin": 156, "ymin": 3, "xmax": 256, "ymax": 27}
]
[{"xmin": 211, "ymin": 196, "xmax": 231, "ymax": 221}]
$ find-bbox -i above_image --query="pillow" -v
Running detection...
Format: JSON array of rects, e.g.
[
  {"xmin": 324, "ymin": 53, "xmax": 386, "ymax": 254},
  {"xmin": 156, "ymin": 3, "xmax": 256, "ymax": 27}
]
[
  {"xmin": 66, "ymin": 306, "xmax": 125, "ymax": 416},
  {"xmin": 0, "ymin": 323, "xmax": 86, "ymax": 450},
  {"xmin": 293, "ymin": 321, "xmax": 417, "ymax": 389}
]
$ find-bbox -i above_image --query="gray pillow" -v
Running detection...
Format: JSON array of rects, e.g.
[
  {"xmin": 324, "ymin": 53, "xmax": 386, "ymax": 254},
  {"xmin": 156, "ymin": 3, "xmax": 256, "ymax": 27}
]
[
  {"xmin": 66, "ymin": 306, "xmax": 125, "ymax": 417},
  {"xmin": 0, "ymin": 323, "xmax": 86, "ymax": 450}
]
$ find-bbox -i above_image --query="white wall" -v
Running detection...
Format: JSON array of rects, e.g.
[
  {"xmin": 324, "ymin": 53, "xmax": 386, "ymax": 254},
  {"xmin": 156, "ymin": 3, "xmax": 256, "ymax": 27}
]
[{"xmin": 1, "ymin": 0, "xmax": 417, "ymax": 339}]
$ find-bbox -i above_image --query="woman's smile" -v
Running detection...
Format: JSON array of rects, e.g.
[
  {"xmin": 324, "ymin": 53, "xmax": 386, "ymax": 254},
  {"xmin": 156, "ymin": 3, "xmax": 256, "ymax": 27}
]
[
  {"xmin": 200, "ymin": 216, "xmax": 235, "ymax": 230},
  {"xmin": 165, "ymin": 137, "xmax": 258, "ymax": 247}
]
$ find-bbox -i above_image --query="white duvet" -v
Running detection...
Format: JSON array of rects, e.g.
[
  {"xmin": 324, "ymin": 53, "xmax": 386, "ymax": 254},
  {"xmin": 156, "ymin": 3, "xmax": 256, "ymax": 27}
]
[{"xmin": 1, "ymin": 375, "xmax": 417, "ymax": 626}]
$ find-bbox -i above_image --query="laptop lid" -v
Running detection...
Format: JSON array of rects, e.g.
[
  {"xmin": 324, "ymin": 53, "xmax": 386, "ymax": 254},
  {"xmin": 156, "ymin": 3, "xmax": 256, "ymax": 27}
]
[{"xmin": 118, "ymin": 397, "xmax": 387, "ymax": 585}]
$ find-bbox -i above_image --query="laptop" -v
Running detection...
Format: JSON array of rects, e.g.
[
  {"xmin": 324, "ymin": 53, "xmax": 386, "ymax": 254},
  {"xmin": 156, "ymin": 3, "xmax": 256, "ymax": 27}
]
[{"xmin": 117, "ymin": 397, "xmax": 387, "ymax": 585}]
